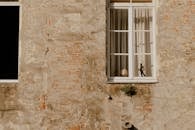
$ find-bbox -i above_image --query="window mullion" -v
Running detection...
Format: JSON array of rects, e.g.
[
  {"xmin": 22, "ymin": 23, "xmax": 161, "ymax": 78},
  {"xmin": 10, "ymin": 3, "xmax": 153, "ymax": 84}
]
[{"xmin": 128, "ymin": 7, "xmax": 133, "ymax": 79}]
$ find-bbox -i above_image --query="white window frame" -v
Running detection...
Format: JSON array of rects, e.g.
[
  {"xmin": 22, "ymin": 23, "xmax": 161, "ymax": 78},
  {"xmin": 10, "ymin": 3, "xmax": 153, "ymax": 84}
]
[
  {"xmin": 0, "ymin": 1, "xmax": 21, "ymax": 83},
  {"xmin": 107, "ymin": 1, "xmax": 157, "ymax": 83}
]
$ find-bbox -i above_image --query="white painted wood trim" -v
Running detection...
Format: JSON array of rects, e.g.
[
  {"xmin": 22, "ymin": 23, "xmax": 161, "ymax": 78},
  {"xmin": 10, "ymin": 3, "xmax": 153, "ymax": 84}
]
[
  {"xmin": 110, "ymin": 30, "xmax": 129, "ymax": 32},
  {"xmin": 128, "ymin": 7, "xmax": 133, "ymax": 79},
  {"xmin": 0, "ymin": 2, "xmax": 20, "ymax": 6},
  {"xmin": 0, "ymin": 80, "xmax": 19, "ymax": 83},
  {"xmin": 107, "ymin": 78, "xmax": 158, "ymax": 83},
  {"xmin": 18, "ymin": 3, "xmax": 22, "ymax": 83},
  {"xmin": 134, "ymin": 53, "xmax": 152, "ymax": 55},
  {"xmin": 110, "ymin": 3, "xmax": 154, "ymax": 7},
  {"xmin": 110, "ymin": 30, "xmax": 152, "ymax": 32},
  {"xmin": 133, "ymin": 30, "xmax": 152, "ymax": 32},
  {"xmin": 110, "ymin": 6, "xmax": 129, "ymax": 9},
  {"xmin": 111, "ymin": 52, "xmax": 129, "ymax": 56},
  {"xmin": 152, "ymin": 6, "xmax": 157, "ymax": 79}
]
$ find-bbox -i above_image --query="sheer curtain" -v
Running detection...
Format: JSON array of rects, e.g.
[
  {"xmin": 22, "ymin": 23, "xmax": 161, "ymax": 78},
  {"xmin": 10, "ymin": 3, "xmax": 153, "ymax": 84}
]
[
  {"xmin": 133, "ymin": 8, "xmax": 152, "ymax": 77},
  {"xmin": 110, "ymin": 9, "xmax": 128, "ymax": 77}
]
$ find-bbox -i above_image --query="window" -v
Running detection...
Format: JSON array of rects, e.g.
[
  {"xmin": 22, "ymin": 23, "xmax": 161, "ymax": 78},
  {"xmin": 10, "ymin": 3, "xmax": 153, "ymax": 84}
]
[
  {"xmin": 0, "ymin": 1, "xmax": 20, "ymax": 82},
  {"xmin": 107, "ymin": 0, "xmax": 156, "ymax": 83}
]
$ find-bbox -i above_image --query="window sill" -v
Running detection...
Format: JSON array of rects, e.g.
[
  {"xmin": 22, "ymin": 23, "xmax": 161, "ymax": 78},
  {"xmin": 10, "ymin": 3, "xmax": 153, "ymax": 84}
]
[
  {"xmin": 107, "ymin": 77, "xmax": 158, "ymax": 84},
  {"xmin": 0, "ymin": 80, "xmax": 18, "ymax": 83}
]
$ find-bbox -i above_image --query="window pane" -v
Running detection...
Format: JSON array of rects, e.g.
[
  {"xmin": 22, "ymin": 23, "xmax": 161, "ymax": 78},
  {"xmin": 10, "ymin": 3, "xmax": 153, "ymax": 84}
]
[
  {"xmin": 110, "ymin": 32, "xmax": 128, "ymax": 53},
  {"xmin": 133, "ymin": 55, "xmax": 152, "ymax": 77},
  {"xmin": 0, "ymin": 0, "xmax": 18, "ymax": 1},
  {"xmin": 110, "ymin": 55, "xmax": 128, "ymax": 77},
  {"xmin": 133, "ymin": 8, "xmax": 152, "ymax": 31},
  {"xmin": 133, "ymin": 8, "xmax": 153, "ymax": 53},
  {"xmin": 133, "ymin": 32, "xmax": 152, "ymax": 53},
  {"xmin": 110, "ymin": 9, "xmax": 128, "ymax": 30},
  {"xmin": 111, "ymin": 0, "xmax": 152, "ymax": 3},
  {"xmin": 0, "ymin": 6, "xmax": 19, "ymax": 79}
]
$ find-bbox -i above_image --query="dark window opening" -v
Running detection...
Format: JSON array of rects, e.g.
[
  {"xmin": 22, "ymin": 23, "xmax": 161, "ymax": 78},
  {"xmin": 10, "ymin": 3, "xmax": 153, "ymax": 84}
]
[
  {"xmin": 0, "ymin": 6, "xmax": 19, "ymax": 79},
  {"xmin": 0, "ymin": 0, "xmax": 18, "ymax": 1}
]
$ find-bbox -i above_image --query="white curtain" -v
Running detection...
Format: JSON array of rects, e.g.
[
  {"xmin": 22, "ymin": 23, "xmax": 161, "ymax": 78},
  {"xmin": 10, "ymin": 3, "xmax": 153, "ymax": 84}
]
[
  {"xmin": 110, "ymin": 9, "xmax": 128, "ymax": 77},
  {"xmin": 133, "ymin": 8, "xmax": 152, "ymax": 77}
]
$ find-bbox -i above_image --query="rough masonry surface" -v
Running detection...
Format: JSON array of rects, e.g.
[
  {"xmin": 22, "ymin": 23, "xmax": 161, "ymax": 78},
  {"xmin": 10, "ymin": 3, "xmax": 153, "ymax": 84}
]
[{"xmin": 0, "ymin": 0, "xmax": 194, "ymax": 130}]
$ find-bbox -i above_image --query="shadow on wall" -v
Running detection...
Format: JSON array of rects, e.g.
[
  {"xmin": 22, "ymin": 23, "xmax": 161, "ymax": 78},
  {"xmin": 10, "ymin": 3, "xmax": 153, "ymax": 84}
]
[
  {"xmin": 128, "ymin": 125, "xmax": 138, "ymax": 130},
  {"xmin": 123, "ymin": 122, "xmax": 138, "ymax": 130}
]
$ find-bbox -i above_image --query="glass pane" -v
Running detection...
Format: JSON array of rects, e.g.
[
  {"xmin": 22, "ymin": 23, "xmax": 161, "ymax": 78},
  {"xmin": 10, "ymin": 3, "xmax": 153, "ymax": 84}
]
[
  {"xmin": 110, "ymin": 32, "xmax": 128, "ymax": 53},
  {"xmin": 133, "ymin": 8, "xmax": 152, "ymax": 31},
  {"xmin": 0, "ymin": 0, "xmax": 18, "ymax": 1},
  {"xmin": 110, "ymin": 9, "xmax": 128, "ymax": 30},
  {"xmin": 111, "ymin": 0, "xmax": 152, "ymax": 3},
  {"xmin": 0, "ymin": 6, "xmax": 19, "ymax": 79},
  {"xmin": 110, "ymin": 55, "xmax": 128, "ymax": 77},
  {"xmin": 133, "ymin": 7, "xmax": 152, "ymax": 30},
  {"xmin": 133, "ymin": 55, "xmax": 152, "ymax": 77},
  {"xmin": 133, "ymin": 32, "xmax": 152, "ymax": 53},
  {"xmin": 133, "ymin": 7, "xmax": 153, "ymax": 53}
]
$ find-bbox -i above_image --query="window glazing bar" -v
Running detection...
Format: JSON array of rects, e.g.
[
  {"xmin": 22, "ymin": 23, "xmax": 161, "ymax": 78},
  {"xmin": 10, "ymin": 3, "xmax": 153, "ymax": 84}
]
[{"xmin": 128, "ymin": 7, "xmax": 133, "ymax": 78}]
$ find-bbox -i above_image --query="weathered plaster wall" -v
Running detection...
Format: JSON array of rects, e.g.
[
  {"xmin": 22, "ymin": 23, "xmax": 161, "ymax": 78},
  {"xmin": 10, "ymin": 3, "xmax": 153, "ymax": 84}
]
[
  {"xmin": 153, "ymin": 0, "xmax": 194, "ymax": 129},
  {"xmin": 0, "ymin": 0, "xmax": 194, "ymax": 130}
]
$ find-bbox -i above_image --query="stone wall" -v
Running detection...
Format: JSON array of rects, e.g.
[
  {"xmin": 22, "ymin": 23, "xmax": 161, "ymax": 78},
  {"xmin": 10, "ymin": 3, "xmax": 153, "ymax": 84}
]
[{"xmin": 0, "ymin": 0, "xmax": 194, "ymax": 130}]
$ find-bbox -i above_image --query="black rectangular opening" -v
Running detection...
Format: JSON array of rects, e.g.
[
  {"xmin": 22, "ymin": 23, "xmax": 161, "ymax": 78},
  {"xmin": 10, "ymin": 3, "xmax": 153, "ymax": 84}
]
[
  {"xmin": 0, "ymin": 0, "xmax": 18, "ymax": 1},
  {"xmin": 0, "ymin": 6, "xmax": 19, "ymax": 79}
]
